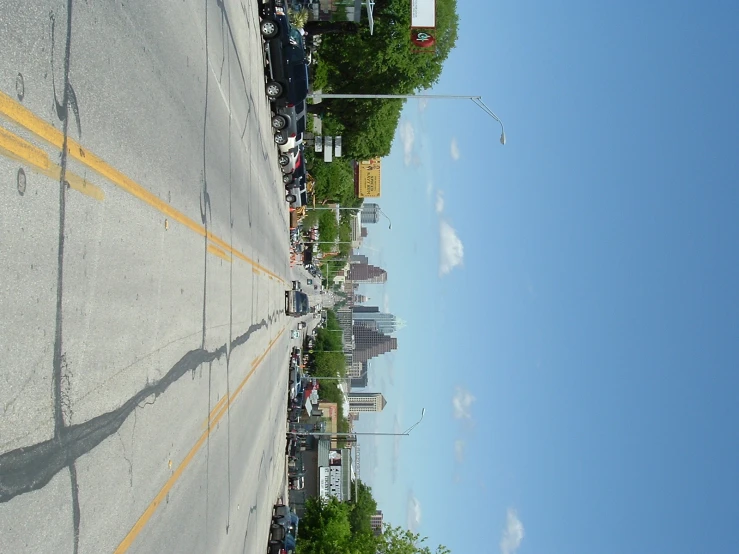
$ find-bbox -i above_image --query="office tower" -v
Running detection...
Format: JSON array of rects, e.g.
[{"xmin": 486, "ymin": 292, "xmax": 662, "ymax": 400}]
[
  {"xmin": 361, "ymin": 203, "xmax": 380, "ymax": 224},
  {"xmin": 352, "ymin": 306, "xmax": 401, "ymax": 335},
  {"xmin": 348, "ymin": 392, "xmax": 387, "ymax": 413},
  {"xmin": 353, "ymin": 324, "xmax": 397, "ymax": 363},
  {"xmin": 348, "ymin": 263, "xmax": 387, "ymax": 283}
]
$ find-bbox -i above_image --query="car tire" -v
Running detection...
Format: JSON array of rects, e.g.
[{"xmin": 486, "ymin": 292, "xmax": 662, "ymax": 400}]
[
  {"xmin": 282, "ymin": 173, "xmax": 294, "ymax": 184},
  {"xmin": 278, "ymin": 154, "xmax": 290, "ymax": 166},
  {"xmin": 286, "ymin": 194, "xmax": 297, "ymax": 203},
  {"xmin": 274, "ymin": 132, "xmax": 288, "ymax": 145},
  {"xmin": 260, "ymin": 19, "xmax": 279, "ymax": 39},
  {"xmin": 271, "ymin": 115, "xmax": 287, "ymax": 130},
  {"xmin": 266, "ymin": 81, "xmax": 283, "ymax": 100}
]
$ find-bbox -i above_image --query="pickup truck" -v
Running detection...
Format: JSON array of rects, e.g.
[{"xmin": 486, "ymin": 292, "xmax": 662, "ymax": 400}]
[{"xmin": 259, "ymin": 13, "xmax": 310, "ymax": 108}]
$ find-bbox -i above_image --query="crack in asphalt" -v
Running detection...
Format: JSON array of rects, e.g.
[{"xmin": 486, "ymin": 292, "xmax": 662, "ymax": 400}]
[{"xmin": 0, "ymin": 311, "xmax": 280, "ymax": 503}]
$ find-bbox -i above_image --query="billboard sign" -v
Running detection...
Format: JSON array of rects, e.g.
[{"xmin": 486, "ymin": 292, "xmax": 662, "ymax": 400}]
[
  {"xmin": 356, "ymin": 158, "xmax": 381, "ymax": 198},
  {"xmin": 410, "ymin": 0, "xmax": 436, "ymax": 28}
]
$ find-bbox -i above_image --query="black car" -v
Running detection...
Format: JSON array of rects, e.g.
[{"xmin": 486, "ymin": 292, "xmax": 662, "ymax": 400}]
[{"xmin": 260, "ymin": 14, "xmax": 310, "ymax": 107}]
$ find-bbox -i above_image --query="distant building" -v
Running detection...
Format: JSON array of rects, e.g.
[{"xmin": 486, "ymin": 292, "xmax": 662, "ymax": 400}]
[
  {"xmin": 361, "ymin": 203, "xmax": 381, "ymax": 224},
  {"xmin": 353, "ymin": 306, "xmax": 401, "ymax": 334},
  {"xmin": 350, "ymin": 213, "xmax": 363, "ymax": 248},
  {"xmin": 348, "ymin": 263, "xmax": 387, "ymax": 283},
  {"xmin": 350, "ymin": 361, "xmax": 369, "ymax": 388},
  {"xmin": 350, "ymin": 254, "xmax": 369, "ymax": 265},
  {"xmin": 371, "ymin": 511, "xmax": 384, "ymax": 536},
  {"xmin": 353, "ymin": 294, "xmax": 369, "ymax": 303},
  {"xmin": 348, "ymin": 392, "xmax": 387, "ymax": 413},
  {"xmin": 353, "ymin": 324, "xmax": 397, "ymax": 363}
]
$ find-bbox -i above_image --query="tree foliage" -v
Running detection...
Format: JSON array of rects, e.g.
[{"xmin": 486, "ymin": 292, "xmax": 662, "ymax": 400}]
[
  {"xmin": 313, "ymin": 0, "xmax": 459, "ymax": 158},
  {"xmin": 348, "ymin": 481, "xmax": 378, "ymax": 535},
  {"xmin": 296, "ymin": 497, "xmax": 354, "ymax": 554},
  {"xmin": 295, "ymin": 495, "xmax": 451, "ymax": 554}
]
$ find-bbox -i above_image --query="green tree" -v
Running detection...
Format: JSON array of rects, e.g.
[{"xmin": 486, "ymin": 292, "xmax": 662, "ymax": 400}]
[
  {"xmin": 313, "ymin": 0, "xmax": 459, "ymax": 158},
  {"xmin": 377, "ymin": 525, "xmax": 451, "ymax": 554},
  {"xmin": 296, "ymin": 497, "xmax": 353, "ymax": 554},
  {"xmin": 348, "ymin": 480, "xmax": 379, "ymax": 535}
]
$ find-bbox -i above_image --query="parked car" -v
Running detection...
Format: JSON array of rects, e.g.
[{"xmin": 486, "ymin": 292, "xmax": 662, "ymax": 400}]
[
  {"xmin": 288, "ymin": 407, "xmax": 301, "ymax": 422},
  {"xmin": 273, "ymin": 102, "xmax": 306, "ymax": 150},
  {"xmin": 260, "ymin": 14, "xmax": 310, "ymax": 107},
  {"xmin": 268, "ymin": 532, "xmax": 296, "ymax": 554},
  {"xmin": 277, "ymin": 118, "xmax": 305, "ymax": 153},
  {"xmin": 278, "ymin": 141, "xmax": 302, "ymax": 173},
  {"xmin": 283, "ymin": 146, "xmax": 306, "ymax": 176},
  {"xmin": 272, "ymin": 504, "xmax": 291, "ymax": 522},
  {"xmin": 282, "ymin": 161, "xmax": 305, "ymax": 186},
  {"xmin": 289, "ymin": 474, "xmax": 305, "ymax": 490}
]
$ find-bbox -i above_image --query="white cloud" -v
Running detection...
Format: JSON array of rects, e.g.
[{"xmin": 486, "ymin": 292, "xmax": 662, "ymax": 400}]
[
  {"xmin": 450, "ymin": 137, "xmax": 461, "ymax": 161},
  {"xmin": 435, "ymin": 190, "xmax": 445, "ymax": 214},
  {"xmin": 500, "ymin": 509, "xmax": 525, "ymax": 554},
  {"xmin": 407, "ymin": 492, "xmax": 422, "ymax": 532},
  {"xmin": 399, "ymin": 121, "xmax": 416, "ymax": 166},
  {"xmin": 383, "ymin": 292, "xmax": 391, "ymax": 313},
  {"xmin": 454, "ymin": 439, "xmax": 465, "ymax": 463},
  {"xmin": 425, "ymin": 179, "xmax": 434, "ymax": 200},
  {"xmin": 418, "ymin": 98, "xmax": 429, "ymax": 112},
  {"xmin": 452, "ymin": 386, "xmax": 475, "ymax": 420},
  {"xmin": 439, "ymin": 221, "xmax": 464, "ymax": 276}
]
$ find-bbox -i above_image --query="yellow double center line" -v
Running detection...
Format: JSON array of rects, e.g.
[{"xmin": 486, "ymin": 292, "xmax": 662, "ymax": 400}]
[
  {"xmin": 114, "ymin": 327, "xmax": 286, "ymax": 553},
  {"xmin": 0, "ymin": 91, "xmax": 284, "ymax": 283}
]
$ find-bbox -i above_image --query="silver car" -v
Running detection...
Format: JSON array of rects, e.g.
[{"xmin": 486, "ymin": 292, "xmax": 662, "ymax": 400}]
[{"xmin": 272, "ymin": 101, "xmax": 306, "ymax": 146}]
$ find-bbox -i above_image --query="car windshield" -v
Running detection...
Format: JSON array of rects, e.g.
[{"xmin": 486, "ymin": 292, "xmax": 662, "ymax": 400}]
[{"xmin": 289, "ymin": 28, "xmax": 304, "ymax": 49}]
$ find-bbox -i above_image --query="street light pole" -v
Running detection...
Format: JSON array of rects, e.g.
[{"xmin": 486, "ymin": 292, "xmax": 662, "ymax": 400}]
[{"xmin": 311, "ymin": 93, "xmax": 507, "ymax": 145}]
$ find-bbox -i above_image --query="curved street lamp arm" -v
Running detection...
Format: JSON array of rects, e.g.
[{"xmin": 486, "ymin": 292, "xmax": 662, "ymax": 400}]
[
  {"xmin": 472, "ymin": 98, "xmax": 507, "ymax": 144},
  {"xmin": 401, "ymin": 408, "xmax": 426, "ymax": 435},
  {"xmin": 377, "ymin": 208, "xmax": 393, "ymax": 229}
]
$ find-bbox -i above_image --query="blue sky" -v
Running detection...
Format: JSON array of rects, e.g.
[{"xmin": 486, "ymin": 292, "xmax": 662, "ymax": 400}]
[{"xmin": 352, "ymin": 1, "xmax": 739, "ymax": 553}]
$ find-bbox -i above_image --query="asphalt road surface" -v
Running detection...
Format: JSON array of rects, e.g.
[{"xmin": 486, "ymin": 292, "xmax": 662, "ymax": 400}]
[{"xmin": 0, "ymin": 1, "xmax": 297, "ymax": 552}]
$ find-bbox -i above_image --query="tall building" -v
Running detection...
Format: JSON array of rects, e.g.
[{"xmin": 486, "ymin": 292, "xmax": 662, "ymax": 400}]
[
  {"xmin": 361, "ymin": 203, "xmax": 381, "ymax": 224},
  {"xmin": 350, "ymin": 361, "xmax": 369, "ymax": 388},
  {"xmin": 350, "ymin": 254, "xmax": 368, "ymax": 265},
  {"xmin": 353, "ymin": 324, "xmax": 397, "ymax": 363},
  {"xmin": 348, "ymin": 392, "xmax": 387, "ymax": 413},
  {"xmin": 348, "ymin": 263, "xmax": 387, "ymax": 284},
  {"xmin": 350, "ymin": 213, "xmax": 363, "ymax": 248},
  {"xmin": 353, "ymin": 306, "xmax": 401, "ymax": 335},
  {"xmin": 353, "ymin": 294, "xmax": 369, "ymax": 303},
  {"xmin": 370, "ymin": 511, "xmax": 384, "ymax": 536}
]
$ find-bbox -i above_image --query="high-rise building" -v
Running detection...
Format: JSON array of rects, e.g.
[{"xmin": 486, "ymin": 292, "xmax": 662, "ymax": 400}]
[
  {"xmin": 353, "ymin": 294, "xmax": 369, "ymax": 303},
  {"xmin": 350, "ymin": 254, "xmax": 368, "ymax": 265},
  {"xmin": 361, "ymin": 203, "xmax": 381, "ymax": 224},
  {"xmin": 370, "ymin": 511, "xmax": 384, "ymax": 536},
  {"xmin": 353, "ymin": 324, "xmax": 397, "ymax": 363},
  {"xmin": 348, "ymin": 263, "xmax": 387, "ymax": 283},
  {"xmin": 348, "ymin": 392, "xmax": 387, "ymax": 413},
  {"xmin": 350, "ymin": 361, "xmax": 369, "ymax": 388},
  {"xmin": 353, "ymin": 306, "xmax": 402, "ymax": 334}
]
